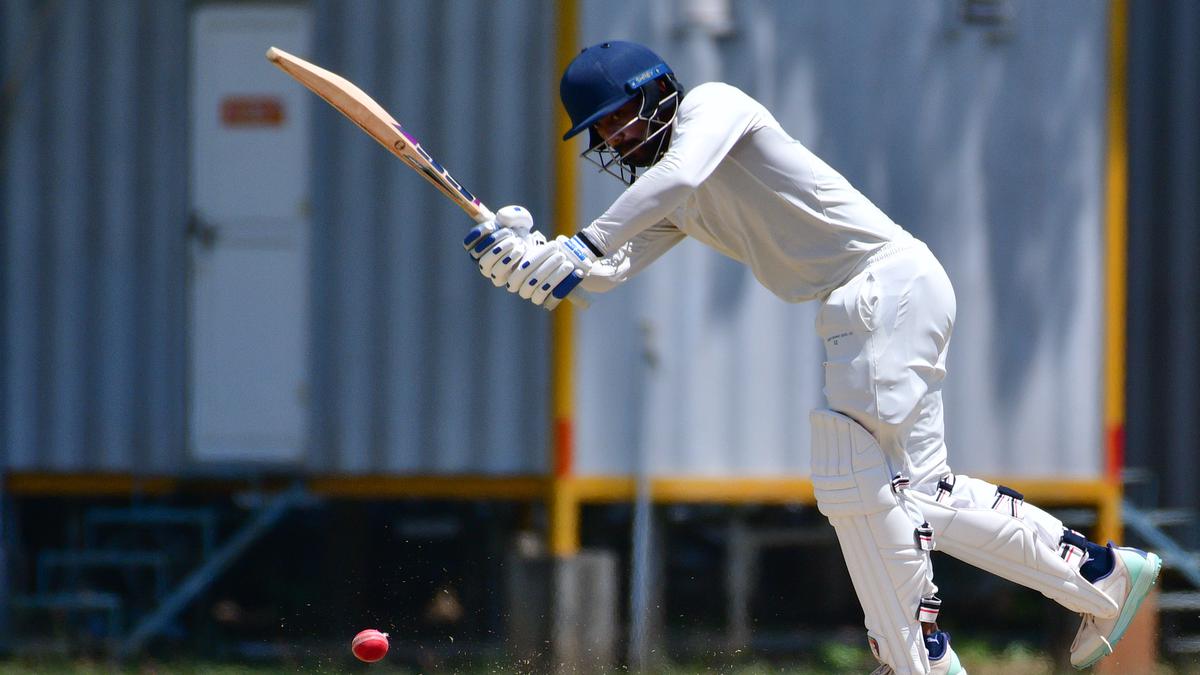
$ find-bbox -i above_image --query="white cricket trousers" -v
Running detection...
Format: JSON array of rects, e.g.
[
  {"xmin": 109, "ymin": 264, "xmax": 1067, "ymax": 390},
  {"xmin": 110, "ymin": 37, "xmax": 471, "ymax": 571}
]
[
  {"xmin": 816, "ymin": 235, "xmax": 1072, "ymax": 599},
  {"xmin": 815, "ymin": 236, "xmax": 954, "ymax": 489}
]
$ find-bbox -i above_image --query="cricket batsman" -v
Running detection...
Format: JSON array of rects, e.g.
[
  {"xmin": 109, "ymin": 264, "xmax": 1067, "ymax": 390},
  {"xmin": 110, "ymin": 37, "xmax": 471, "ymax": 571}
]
[{"xmin": 463, "ymin": 41, "xmax": 1160, "ymax": 674}]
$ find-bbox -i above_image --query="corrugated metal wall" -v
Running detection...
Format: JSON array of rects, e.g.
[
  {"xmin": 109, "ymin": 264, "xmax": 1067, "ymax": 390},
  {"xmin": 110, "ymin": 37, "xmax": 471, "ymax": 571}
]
[
  {"xmin": 9, "ymin": 1, "xmax": 1175, "ymax": 488},
  {"xmin": 575, "ymin": 0, "xmax": 1110, "ymax": 477},
  {"xmin": 2, "ymin": 0, "xmax": 190, "ymax": 472},
  {"xmin": 305, "ymin": 0, "xmax": 557, "ymax": 474},
  {"xmin": 2, "ymin": 0, "xmax": 558, "ymax": 475},
  {"xmin": 1126, "ymin": 1, "xmax": 1200, "ymax": 545}
]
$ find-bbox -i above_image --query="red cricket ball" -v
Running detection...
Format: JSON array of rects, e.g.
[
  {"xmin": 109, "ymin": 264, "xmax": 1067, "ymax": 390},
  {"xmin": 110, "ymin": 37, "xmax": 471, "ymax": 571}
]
[{"xmin": 351, "ymin": 628, "xmax": 389, "ymax": 663}]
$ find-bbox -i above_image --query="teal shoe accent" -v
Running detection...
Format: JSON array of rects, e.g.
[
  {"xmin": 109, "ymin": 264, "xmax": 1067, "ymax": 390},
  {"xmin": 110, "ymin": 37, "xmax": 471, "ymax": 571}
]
[
  {"xmin": 1074, "ymin": 547, "xmax": 1162, "ymax": 669},
  {"xmin": 945, "ymin": 648, "xmax": 965, "ymax": 675}
]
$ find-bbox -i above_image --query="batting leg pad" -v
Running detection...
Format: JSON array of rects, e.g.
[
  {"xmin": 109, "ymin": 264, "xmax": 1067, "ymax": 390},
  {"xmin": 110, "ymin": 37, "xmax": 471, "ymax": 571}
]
[
  {"xmin": 908, "ymin": 476, "xmax": 1119, "ymax": 618},
  {"xmin": 811, "ymin": 409, "xmax": 934, "ymax": 675}
]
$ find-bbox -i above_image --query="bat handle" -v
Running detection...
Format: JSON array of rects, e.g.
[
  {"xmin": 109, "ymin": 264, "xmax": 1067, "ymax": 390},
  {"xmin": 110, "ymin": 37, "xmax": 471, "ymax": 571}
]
[
  {"xmin": 472, "ymin": 205, "xmax": 531, "ymax": 239},
  {"xmin": 472, "ymin": 205, "xmax": 497, "ymax": 224},
  {"xmin": 568, "ymin": 288, "xmax": 592, "ymax": 309}
]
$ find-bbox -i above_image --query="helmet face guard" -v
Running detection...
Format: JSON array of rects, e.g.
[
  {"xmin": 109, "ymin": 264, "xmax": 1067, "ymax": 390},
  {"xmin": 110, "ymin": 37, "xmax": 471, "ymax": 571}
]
[
  {"xmin": 582, "ymin": 83, "xmax": 680, "ymax": 186},
  {"xmin": 559, "ymin": 41, "xmax": 684, "ymax": 185}
]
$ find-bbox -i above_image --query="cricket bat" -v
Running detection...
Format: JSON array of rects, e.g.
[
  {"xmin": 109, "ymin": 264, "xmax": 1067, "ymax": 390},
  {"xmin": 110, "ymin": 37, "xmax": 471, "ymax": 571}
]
[
  {"xmin": 266, "ymin": 46, "xmax": 589, "ymax": 307},
  {"xmin": 266, "ymin": 46, "xmax": 493, "ymax": 223}
]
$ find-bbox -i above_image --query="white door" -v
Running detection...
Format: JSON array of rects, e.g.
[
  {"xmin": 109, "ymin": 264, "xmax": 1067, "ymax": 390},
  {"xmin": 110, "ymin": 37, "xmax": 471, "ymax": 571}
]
[{"xmin": 188, "ymin": 4, "xmax": 311, "ymax": 464}]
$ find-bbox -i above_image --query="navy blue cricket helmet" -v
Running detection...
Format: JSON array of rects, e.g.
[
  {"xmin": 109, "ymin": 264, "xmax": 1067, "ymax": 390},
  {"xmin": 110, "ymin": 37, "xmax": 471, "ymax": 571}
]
[{"xmin": 560, "ymin": 41, "xmax": 677, "ymax": 143}]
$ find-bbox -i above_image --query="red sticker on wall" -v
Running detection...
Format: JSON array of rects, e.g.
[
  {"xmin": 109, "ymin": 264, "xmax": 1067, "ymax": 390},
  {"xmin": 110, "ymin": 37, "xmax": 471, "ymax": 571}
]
[{"xmin": 221, "ymin": 96, "xmax": 284, "ymax": 127}]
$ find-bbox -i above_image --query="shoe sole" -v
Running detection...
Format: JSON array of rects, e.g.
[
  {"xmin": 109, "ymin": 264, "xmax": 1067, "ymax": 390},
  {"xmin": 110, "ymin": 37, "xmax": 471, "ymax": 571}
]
[{"xmin": 1074, "ymin": 550, "xmax": 1163, "ymax": 669}]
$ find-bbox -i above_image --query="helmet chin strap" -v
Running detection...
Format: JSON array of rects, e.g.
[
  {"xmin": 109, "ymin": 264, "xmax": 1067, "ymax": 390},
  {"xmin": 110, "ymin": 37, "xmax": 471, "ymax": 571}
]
[{"xmin": 581, "ymin": 88, "xmax": 680, "ymax": 186}]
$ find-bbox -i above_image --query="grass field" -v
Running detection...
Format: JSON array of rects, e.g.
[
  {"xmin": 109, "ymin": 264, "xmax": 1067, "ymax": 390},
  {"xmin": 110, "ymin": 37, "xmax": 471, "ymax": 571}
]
[
  {"xmin": 0, "ymin": 657, "xmax": 1190, "ymax": 674},
  {"xmin": 0, "ymin": 640, "xmax": 1196, "ymax": 675}
]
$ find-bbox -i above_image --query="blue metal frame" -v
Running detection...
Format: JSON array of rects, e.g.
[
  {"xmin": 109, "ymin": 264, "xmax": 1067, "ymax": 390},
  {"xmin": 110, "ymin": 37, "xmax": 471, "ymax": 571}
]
[{"xmin": 116, "ymin": 483, "xmax": 313, "ymax": 658}]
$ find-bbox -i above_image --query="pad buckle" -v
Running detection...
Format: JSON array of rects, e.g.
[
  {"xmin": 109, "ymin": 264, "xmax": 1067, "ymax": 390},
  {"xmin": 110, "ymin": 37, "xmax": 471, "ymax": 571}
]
[
  {"xmin": 992, "ymin": 485, "xmax": 1025, "ymax": 518},
  {"xmin": 935, "ymin": 475, "xmax": 956, "ymax": 503},
  {"xmin": 917, "ymin": 595, "xmax": 942, "ymax": 623},
  {"xmin": 915, "ymin": 522, "xmax": 935, "ymax": 551},
  {"xmin": 1059, "ymin": 528, "xmax": 1089, "ymax": 567}
]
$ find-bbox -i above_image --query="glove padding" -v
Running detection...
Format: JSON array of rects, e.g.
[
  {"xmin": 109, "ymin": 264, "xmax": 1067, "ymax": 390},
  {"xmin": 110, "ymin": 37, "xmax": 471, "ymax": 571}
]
[
  {"xmin": 505, "ymin": 234, "xmax": 596, "ymax": 310},
  {"xmin": 463, "ymin": 205, "xmax": 544, "ymax": 287}
]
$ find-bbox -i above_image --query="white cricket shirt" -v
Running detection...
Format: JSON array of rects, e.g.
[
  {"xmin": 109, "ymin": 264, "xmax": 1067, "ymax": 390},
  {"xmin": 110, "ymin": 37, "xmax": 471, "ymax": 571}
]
[{"xmin": 579, "ymin": 82, "xmax": 912, "ymax": 302}]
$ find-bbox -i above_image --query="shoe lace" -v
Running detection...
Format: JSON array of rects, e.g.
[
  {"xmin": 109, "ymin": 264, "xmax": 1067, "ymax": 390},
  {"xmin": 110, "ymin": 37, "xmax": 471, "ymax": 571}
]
[{"xmin": 1072, "ymin": 611, "xmax": 1098, "ymax": 652}]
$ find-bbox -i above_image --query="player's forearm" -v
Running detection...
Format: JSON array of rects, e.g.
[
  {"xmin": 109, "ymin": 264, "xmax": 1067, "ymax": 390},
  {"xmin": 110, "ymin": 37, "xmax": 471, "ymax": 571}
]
[
  {"xmin": 580, "ymin": 167, "xmax": 696, "ymax": 255},
  {"xmin": 579, "ymin": 221, "xmax": 685, "ymax": 293}
]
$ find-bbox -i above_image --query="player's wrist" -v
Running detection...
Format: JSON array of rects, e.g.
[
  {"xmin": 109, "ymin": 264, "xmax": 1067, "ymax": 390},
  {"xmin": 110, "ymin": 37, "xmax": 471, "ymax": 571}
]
[
  {"xmin": 558, "ymin": 234, "xmax": 599, "ymax": 270},
  {"xmin": 571, "ymin": 231, "xmax": 605, "ymax": 259}
]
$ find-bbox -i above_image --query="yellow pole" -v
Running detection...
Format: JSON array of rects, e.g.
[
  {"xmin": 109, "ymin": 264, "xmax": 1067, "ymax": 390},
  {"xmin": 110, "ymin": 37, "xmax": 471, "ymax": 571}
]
[
  {"xmin": 548, "ymin": 0, "xmax": 581, "ymax": 557},
  {"xmin": 1101, "ymin": 0, "xmax": 1128, "ymax": 543}
]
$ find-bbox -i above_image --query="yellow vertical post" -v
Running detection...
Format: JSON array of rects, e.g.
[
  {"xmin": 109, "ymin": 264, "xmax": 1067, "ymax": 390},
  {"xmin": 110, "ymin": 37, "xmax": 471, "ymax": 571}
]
[
  {"xmin": 1097, "ymin": 483, "xmax": 1123, "ymax": 547},
  {"xmin": 1102, "ymin": 0, "xmax": 1128, "ymax": 544},
  {"xmin": 548, "ymin": 0, "xmax": 581, "ymax": 557}
]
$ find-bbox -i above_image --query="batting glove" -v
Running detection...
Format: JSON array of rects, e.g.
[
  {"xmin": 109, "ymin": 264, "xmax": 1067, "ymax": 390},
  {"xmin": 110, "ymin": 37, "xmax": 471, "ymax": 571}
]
[
  {"xmin": 505, "ymin": 233, "xmax": 597, "ymax": 310},
  {"xmin": 463, "ymin": 205, "xmax": 545, "ymax": 287}
]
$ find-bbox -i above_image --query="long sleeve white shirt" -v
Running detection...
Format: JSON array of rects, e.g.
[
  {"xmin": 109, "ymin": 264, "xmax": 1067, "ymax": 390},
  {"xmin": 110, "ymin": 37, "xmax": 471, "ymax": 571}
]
[{"xmin": 580, "ymin": 82, "xmax": 911, "ymax": 302}]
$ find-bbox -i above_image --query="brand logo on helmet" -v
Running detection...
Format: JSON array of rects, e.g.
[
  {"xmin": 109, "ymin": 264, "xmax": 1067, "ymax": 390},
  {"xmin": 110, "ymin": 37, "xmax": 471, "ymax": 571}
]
[{"xmin": 625, "ymin": 64, "xmax": 669, "ymax": 90}]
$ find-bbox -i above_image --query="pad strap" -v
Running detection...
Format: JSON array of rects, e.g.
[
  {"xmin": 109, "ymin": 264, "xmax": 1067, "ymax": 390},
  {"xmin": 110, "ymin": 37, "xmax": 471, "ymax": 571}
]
[
  {"xmin": 907, "ymin": 478, "xmax": 1119, "ymax": 618},
  {"xmin": 934, "ymin": 475, "xmax": 956, "ymax": 503},
  {"xmin": 915, "ymin": 522, "xmax": 935, "ymax": 551},
  {"xmin": 1059, "ymin": 528, "xmax": 1090, "ymax": 567},
  {"xmin": 917, "ymin": 595, "xmax": 942, "ymax": 623},
  {"xmin": 992, "ymin": 485, "xmax": 1024, "ymax": 518}
]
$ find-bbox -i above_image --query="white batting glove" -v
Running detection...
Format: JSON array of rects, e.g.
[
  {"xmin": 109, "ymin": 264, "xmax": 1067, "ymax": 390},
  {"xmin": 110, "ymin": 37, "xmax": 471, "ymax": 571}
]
[
  {"xmin": 463, "ymin": 205, "xmax": 544, "ymax": 287},
  {"xmin": 505, "ymin": 234, "xmax": 597, "ymax": 310}
]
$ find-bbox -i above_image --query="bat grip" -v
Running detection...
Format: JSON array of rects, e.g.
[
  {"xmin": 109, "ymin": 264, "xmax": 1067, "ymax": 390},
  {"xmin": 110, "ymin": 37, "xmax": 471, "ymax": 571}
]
[
  {"xmin": 568, "ymin": 288, "xmax": 592, "ymax": 309},
  {"xmin": 472, "ymin": 205, "xmax": 497, "ymax": 224}
]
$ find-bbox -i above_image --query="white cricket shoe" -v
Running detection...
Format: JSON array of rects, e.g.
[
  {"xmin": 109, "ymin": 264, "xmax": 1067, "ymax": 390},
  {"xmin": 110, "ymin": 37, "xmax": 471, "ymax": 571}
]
[
  {"xmin": 867, "ymin": 631, "xmax": 966, "ymax": 675},
  {"xmin": 1069, "ymin": 545, "xmax": 1162, "ymax": 669}
]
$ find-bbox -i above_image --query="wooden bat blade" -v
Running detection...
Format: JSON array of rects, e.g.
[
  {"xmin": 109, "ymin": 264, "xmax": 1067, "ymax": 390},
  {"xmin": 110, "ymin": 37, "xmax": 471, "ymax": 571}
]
[
  {"xmin": 264, "ymin": 47, "xmax": 589, "ymax": 308},
  {"xmin": 265, "ymin": 46, "xmax": 493, "ymax": 223}
]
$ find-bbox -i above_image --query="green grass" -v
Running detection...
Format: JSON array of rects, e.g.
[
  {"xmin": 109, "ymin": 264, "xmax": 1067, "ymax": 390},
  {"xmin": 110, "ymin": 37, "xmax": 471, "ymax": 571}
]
[{"xmin": 0, "ymin": 648, "xmax": 1195, "ymax": 675}]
